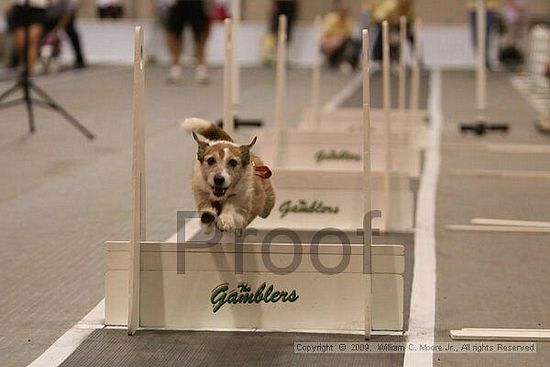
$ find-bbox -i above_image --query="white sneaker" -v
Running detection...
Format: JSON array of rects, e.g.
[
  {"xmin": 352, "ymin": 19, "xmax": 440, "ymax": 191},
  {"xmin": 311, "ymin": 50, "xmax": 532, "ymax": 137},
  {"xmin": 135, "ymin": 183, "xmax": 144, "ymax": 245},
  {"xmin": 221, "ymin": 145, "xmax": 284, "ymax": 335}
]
[
  {"xmin": 339, "ymin": 62, "xmax": 353, "ymax": 75},
  {"xmin": 195, "ymin": 64, "xmax": 209, "ymax": 84},
  {"xmin": 167, "ymin": 64, "xmax": 182, "ymax": 84},
  {"xmin": 32, "ymin": 62, "xmax": 45, "ymax": 76}
]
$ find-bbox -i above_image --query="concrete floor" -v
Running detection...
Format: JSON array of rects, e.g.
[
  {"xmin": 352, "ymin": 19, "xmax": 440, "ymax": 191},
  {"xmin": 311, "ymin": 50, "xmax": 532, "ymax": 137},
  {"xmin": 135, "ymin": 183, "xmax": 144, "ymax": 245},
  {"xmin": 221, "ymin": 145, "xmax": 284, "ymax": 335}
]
[
  {"xmin": 434, "ymin": 71, "xmax": 550, "ymax": 366},
  {"xmin": 2, "ymin": 66, "xmax": 550, "ymax": 367}
]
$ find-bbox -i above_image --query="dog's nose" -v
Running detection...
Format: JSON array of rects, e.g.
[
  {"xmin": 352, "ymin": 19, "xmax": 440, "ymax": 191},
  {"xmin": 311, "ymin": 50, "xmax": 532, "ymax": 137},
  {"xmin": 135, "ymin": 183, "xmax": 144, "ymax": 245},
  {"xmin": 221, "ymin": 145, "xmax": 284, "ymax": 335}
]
[{"xmin": 214, "ymin": 175, "xmax": 225, "ymax": 186}]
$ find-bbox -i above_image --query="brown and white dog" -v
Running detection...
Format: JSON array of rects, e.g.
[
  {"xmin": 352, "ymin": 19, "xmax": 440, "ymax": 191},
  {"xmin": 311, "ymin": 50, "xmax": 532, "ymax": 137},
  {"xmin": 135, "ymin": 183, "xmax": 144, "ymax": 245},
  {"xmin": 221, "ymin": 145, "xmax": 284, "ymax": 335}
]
[{"xmin": 182, "ymin": 118, "xmax": 275, "ymax": 233}]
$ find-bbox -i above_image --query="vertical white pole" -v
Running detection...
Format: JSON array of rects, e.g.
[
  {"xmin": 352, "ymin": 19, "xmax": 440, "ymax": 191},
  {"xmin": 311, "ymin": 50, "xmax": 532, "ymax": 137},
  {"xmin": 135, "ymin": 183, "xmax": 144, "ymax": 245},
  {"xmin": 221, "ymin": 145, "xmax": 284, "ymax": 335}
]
[
  {"xmin": 410, "ymin": 18, "xmax": 422, "ymax": 116},
  {"xmin": 476, "ymin": 0, "xmax": 487, "ymax": 122},
  {"xmin": 398, "ymin": 16, "xmax": 407, "ymax": 113},
  {"xmin": 231, "ymin": 0, "xmax": 241, "ymax": 116},
  {"xmin": 311, "ymin": 16, "xmax": 323, "ymax": 128},
  {"xmin": 362, "ymin": 28, "xmax": 372, "ymax": 340},
  {"xmin": 274, "ymin": 15, "xmax": 287, "ymax": 165},
  {"xmin": 128, "ymin": 26, "xmax": 145, "ymax": 336},
  {"xmin": 224, "ymin": 19, "xmax": 234, "ymax": 136},
  {"xmin": 382, "ymin": 21, "xmax": 392, "ymax": 232}
]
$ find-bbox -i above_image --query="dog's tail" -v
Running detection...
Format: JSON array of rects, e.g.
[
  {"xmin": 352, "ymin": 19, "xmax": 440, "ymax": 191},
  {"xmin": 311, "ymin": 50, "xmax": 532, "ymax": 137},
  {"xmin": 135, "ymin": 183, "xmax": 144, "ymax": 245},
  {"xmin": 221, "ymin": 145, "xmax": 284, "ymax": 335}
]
[{"xmin": 181, "ymin": 118, "xmax": 233, "ymax": 143}]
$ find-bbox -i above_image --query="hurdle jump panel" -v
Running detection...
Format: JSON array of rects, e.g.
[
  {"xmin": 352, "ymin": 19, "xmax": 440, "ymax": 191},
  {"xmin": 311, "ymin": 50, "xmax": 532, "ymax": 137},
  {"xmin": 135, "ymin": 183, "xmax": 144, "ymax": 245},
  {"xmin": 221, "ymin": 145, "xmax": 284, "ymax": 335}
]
[
  {"xmin": 105, "ymin": 241, "xmax": 405, "ymax": 333},
  {"xmin": 251, "ymin": 168, "xmax": 414, "ymax": 232},
  {"xmin": 258, "ymin": 130, "xmax": 421, "ymax": 179}
]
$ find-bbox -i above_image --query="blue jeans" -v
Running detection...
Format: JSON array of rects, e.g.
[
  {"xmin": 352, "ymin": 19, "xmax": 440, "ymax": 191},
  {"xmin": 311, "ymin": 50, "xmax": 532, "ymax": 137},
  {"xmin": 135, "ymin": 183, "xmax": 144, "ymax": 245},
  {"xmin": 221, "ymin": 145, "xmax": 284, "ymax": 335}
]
[{"xmin": 470, "ymin": 10, "xmax": 496, "ymax": 65}]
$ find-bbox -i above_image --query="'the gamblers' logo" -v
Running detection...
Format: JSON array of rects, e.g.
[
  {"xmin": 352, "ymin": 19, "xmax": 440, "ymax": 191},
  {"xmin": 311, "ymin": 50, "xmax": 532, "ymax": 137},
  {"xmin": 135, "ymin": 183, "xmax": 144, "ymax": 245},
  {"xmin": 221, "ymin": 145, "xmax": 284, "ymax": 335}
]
[{"xmin": 210, "ymin": 282, "xmax": 299, "ymax": 313}]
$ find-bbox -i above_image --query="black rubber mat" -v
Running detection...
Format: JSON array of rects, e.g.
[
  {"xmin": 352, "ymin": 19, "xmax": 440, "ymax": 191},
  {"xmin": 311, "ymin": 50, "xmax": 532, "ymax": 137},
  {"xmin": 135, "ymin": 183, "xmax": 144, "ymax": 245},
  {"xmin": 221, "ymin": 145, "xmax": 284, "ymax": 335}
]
[{"xmin": 60, "ymin": 329, "xmax": 406, "ymax": 367}]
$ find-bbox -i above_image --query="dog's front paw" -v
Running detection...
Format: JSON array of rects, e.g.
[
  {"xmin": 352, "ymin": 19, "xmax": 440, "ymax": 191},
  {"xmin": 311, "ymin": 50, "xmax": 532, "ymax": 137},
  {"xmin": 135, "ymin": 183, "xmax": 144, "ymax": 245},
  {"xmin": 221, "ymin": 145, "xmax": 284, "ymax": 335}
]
[
  {"xmin": 201, "ymin": 211, "xmax": 216, "ymax": 225},
  {"xmin": 216, "ymin": 213, "xmax": 244, "ymax": 233}
]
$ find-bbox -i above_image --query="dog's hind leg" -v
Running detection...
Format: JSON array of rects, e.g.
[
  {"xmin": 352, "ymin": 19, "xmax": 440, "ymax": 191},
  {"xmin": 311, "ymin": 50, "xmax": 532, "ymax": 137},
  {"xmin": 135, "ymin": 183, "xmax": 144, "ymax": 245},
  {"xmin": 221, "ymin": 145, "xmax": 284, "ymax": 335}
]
[{"xmin": 260, "ymin": 181, "xmax": 275, "ymax": 219}]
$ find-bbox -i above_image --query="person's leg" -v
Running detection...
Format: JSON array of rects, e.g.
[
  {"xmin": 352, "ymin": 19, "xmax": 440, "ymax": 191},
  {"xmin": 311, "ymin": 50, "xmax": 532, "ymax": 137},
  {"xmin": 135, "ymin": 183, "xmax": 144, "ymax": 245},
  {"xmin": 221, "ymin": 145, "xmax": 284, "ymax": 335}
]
[
  {"xmin": 485, "ymin": 10, "xmax": 495, "ymax": 67},
  {"xmin": 372, "ymin": 23, "xmax": 383, "ymax": 62},
  {"xmin": 166, "ymin": 31, "xmax": 182, "ymax": 66},
  {"xmin": 189, "ymin": 1, "xmax": 209, "ymax": 83},
  {"xmin": 64, "ymin": 14, "xmax": 86, "ymax": 67},
  {"xmin": 470, "ymin": 11, "xmax": 477, "ymax": 51},
  {"xmin": 13, "ymin": 24, "xmax": 42, "ymax": 71},
  {"xmin": 27, "ymin": 23, "xmax": 43, "ymax": 70},
  {"xmin": 165, "ymin": 1, "xmax": 184, "ymax": 82}
]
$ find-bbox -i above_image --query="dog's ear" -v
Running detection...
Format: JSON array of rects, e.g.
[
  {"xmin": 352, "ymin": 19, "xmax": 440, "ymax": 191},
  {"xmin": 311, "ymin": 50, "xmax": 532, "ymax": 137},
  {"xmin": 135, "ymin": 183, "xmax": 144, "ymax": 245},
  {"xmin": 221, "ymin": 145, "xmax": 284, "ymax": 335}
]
[
  {"xmin": 246, "ymin": 136, "xmax": 257, "ymax": 149},
  {"xmin": 193, "ymin": 132, "xmax": 208, "ymax": 162},
  {"xmin": 240, "ymin": 137, "xmax": 257, "ymax": 166}
]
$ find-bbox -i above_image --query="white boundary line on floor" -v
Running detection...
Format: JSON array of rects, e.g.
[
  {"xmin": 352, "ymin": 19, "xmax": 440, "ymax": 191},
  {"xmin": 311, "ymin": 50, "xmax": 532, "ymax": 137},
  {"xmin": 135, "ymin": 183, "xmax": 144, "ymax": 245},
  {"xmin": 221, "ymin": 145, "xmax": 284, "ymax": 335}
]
[
  {"xmin": 403, "ymin": 69, "xmax": 441, "ymax": 367},
  {"xmin": 27, "ymin": 300, "xmax": 105, "ymax": 367},
  {"xmin": 26, "ymin": 222, "xmax": 202, "ymax": 367},
  {"xmin": 323, "ymin": 71, "xmax": 363, "ymax": 111}
]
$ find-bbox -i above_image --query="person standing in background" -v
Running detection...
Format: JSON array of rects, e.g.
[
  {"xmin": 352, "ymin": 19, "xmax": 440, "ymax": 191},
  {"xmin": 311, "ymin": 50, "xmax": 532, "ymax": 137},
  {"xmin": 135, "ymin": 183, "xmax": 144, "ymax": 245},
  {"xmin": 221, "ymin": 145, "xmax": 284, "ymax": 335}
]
[
  {"xmin": 43, "ymin": 0, "xmax": 86, "ymax": 70},
  {"xmin": 9, "ymin": 0, "xmax": 47, "ymax": 74},
  {"xmin": 321, "ymin": 0, "xmax": 358, "ymax": 73},
  {"xmin": 165, "ymin": 0, "xmax": 211, "ymax": 84},
  {"xmin": 371, "ymin": 0, "xmax": 415, "ymax": 63},
  {"xmin": 96, "ymin": 0, "xmax": 124, "ymax": 19},
  {"xmin": 270, "ymin": 0, "xmax": 298, "ymax": 43},
  {"xmin": 467, "ymin": 0, "xmax": 501, "ymax": 69}
]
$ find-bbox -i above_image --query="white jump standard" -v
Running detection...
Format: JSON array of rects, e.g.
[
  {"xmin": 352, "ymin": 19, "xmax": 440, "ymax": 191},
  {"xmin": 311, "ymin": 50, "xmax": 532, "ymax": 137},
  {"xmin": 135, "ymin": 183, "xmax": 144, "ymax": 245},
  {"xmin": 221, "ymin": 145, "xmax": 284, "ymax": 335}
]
[{"xmin": 104, "ymin": 27, "xmax": 405, "ymax": 338}]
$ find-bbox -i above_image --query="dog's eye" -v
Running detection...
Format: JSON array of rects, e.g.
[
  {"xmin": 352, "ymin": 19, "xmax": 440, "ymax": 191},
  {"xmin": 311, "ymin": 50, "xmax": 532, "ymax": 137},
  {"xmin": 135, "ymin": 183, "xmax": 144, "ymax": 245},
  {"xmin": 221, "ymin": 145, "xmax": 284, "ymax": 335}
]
[
  {"xmin": 228, "ymin": 159, "xmax": 238, "ymax": 167},
  {"xmin": 207, "ymin": 157, "xmax": 216, "ymax": 166}
]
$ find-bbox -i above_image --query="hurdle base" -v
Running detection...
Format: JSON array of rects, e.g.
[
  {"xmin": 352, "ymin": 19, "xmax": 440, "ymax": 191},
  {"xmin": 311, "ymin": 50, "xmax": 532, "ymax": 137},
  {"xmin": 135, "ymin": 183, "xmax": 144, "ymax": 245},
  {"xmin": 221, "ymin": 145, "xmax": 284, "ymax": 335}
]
[
  {"xmin": 535, "ymin": 118, "xmax": 550, "ymax": 134},
  {"xmin": 217, "ymin": 116, "xmax": 264, "ymax": 129},
  {"xmin": 459, "ymin": 121, "xmax": 510, "ymax": 136}
]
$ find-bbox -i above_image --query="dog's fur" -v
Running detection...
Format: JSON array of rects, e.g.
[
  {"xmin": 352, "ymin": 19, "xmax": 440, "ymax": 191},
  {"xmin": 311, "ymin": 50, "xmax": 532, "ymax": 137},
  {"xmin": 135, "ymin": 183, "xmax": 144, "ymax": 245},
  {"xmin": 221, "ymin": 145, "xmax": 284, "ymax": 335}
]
[{"xmin": 182, "ymin": 118, "xmax": 275, "ymax": 232}]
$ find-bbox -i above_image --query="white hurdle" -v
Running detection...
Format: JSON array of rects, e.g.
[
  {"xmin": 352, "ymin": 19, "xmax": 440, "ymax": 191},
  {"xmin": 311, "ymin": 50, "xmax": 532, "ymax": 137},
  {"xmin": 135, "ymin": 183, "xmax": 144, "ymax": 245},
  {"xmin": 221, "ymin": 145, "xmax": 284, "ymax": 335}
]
[
  {"xmin": 382, "ymin": 20, "xmax": 392, "ymax": 231},
  {"xmin": 273, "ymin": 14, "xmax": 288, "ymax": 166},
  {"xmin": 398, "ymin": 16, "xmax": 407, "ymax": 113},
  {"xmin": 128, "ymin": 26, "xmax": 146, "ymax": 336},
  {"xmin": 231, "ymin": 0, "xmax": 241, "ymax": 116},
  {"xmin": 311, "ymin": 16, "xmax": 323, "ymax": 129},
  {"xmin": 410, "ymin": 18, "xmax": 422, "ymax": 115},
  {"xmin": 362, "ymin": 28, "xmax": 373, "ymax": 338},
  {"xmin": 475, "ymin": 0, "xmax": 487, "ymax": 122},
  {"xmin": 105, "ymin": 27, "xmax": 405, "ymax": 336},
  {"xmin": 253, "ymin": 17, "xmax": 415, "ymax": 232},
  {"xmin": 223, "ymin": 19, "xmax": 234, "ymax": 137}
]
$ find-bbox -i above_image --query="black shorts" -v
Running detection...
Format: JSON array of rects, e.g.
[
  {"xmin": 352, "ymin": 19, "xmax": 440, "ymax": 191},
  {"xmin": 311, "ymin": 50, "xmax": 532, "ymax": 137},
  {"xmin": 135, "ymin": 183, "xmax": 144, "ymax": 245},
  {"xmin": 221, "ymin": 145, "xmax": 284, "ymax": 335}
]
[
  {"xmin": 167, "ymin": 0, "xmax": 208, "ymax": 41},
  {"xmin": 10, "ymin": 5, "xmax": 46, "ymax": 28}
]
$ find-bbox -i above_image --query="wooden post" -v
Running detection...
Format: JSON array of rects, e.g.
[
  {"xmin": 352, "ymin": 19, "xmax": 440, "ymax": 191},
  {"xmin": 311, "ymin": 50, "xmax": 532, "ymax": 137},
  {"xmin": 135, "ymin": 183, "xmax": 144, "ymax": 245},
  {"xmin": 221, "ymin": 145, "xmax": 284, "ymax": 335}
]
[
  {"xmin": 224, "ymin": 19, "xmax": 234, "ymax": 136},
  {"xmin": 410, "ymin": 18, "xmax": 422, "ymax": 115},
  {"xmin": 362, "ymin": 28, "xmax": 373, "ymax": 340},
  {"xmin": 382, "ymin": 21, "xmax": 392, "ymax": 232},
  {"xmin": 231, "ymin": 0, "xmax": 241, "ymax": 116},
  {"xmin": 311, "ymin": 16, "xmax": 323, "ymax": 128},
  {"xmin": 398, "ymin": 16, "xmax": 407, "ymax": 113},
  {"xmin": 476, "ymin": 0, "xmax": 487, "ymax": 122},
  {"xmin": 128, "ymin": 26, "xmax": 146, "ymax": 336},
  {"xmin": 274, "ymin": 15, "xmax": 287, "ymax": 165}
]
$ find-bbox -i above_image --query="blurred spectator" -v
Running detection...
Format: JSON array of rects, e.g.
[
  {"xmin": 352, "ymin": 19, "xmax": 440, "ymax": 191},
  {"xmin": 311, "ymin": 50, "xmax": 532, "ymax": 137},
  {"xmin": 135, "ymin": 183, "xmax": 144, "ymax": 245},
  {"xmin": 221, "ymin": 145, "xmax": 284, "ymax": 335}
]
[
  {"xmin": 321, "ymin": 0, "xmax": 359, "ymax": 73},
  {"xmin": 502, "ymin": 0, "xmax": 527, "ymax": 44},
  {"xmin": 96, "ymin": 0, "xmax": 124, "ymax": 19},
  {"xmin": 9, "ymin": 0, "xmax": 47, "ymax": 73},
  {"xmin": 42, "ymin": 0, "xmax": 86, "ymax": 70},
  {"xmin": 270, "ymin": 0, "xmax": 298, "ymax": 42},
  {"xmin": 497, "ymin": 0, "xmax": 526, "ymax": 70},
  {"xmin": 165, "ymin": 0, "xmax": 211, "ymax": 84},
  {"xmin": 371, "ymin": 0, "xmax": 415, "ymax": 63},
  {"xmin": 467, "ymin": 0, "xmax": 501, "ymax": 69}
]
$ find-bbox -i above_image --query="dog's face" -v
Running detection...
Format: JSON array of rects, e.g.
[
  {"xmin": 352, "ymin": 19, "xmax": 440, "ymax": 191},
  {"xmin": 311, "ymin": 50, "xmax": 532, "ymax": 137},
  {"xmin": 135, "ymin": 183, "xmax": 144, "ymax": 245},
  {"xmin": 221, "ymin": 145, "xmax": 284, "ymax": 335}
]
[{"xmin": 193, "ymin": 133, "xmax": 257, "ymax": 198}]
